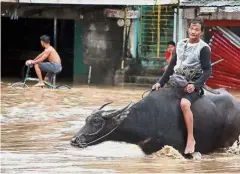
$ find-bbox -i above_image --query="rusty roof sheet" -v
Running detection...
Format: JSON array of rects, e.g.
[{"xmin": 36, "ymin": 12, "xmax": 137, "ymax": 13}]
[{"xmin": 180, "ymin": 0, "xmax": 240, "ymax": 7}]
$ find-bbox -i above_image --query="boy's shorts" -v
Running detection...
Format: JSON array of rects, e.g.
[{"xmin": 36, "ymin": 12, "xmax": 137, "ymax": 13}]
[{"xmin": 39, "ymin": 62, "xmax": 62, "ymax": 80}]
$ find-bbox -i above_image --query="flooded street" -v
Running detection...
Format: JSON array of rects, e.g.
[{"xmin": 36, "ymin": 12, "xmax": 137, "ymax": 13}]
[{"xmin": 1, "ymin": 81, "xmax": 240, "ymax": 173}]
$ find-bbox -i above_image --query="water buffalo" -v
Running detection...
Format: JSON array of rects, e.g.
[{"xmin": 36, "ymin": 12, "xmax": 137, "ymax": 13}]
[{"xmin": 71, "ymin": 87, "xmax": 240, "ymax": 155}]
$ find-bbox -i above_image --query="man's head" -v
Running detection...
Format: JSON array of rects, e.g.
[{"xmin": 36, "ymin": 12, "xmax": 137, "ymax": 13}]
[
  {"xmin": 40, "ymin": 35, "xmax": 50, "ymax": 47},
  {"xmin": 188, "ymin": 18, "xmax": 205, "ymax": 42},
  {"xmin": 167, "ymin": 41, "xmax": 176, "ymax": 53}
]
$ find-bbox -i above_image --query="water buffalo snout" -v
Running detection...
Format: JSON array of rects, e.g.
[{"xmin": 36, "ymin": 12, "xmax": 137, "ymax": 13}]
[
  {"xmin": 70, "ymin": 137, "xmax": 80, "ymax": 146},
  {"xmin": 70, "ymin": 136, "xmax": 87, "ymax": 148},
  {"xmin": 71, "ymin": 137, "xmax": 78, "ymax": 143}
]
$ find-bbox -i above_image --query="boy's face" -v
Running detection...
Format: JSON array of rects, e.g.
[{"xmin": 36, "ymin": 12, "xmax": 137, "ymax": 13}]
[
  {"xmin": 167, "ymin": 44, "xmax": 175, "ymax": 53},
  {"xmin": 40, "ymin": 40, "xmax": 45, "ymax": 47}
]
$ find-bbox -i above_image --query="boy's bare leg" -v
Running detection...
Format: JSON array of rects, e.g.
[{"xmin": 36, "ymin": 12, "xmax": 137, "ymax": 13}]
[
  {"xmin": 34, "ymin": 64, "xmax": 44, "ymax": 86},
  {"xmin": 44, "ymin": 77, "xmax": 50, "ymax": 82}
]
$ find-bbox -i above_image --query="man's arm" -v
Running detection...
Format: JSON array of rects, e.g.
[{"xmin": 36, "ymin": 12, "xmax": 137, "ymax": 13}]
[
  {"xmin": 33, "ymin": 52, "xmax": 45, "ymax": 61},
  {"xmin": 32, "ymin": 49, "xmax": 50, "ymax": 64},
  {"xmin": 194, "ymin": 46, "xmax": 212, "ymax": 90},
  {"xmin": 159, "ymin": 54, "xmax": 177, "ymax": 87}
]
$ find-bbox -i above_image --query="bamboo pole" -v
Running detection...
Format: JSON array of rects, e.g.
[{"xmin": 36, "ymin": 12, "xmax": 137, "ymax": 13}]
[
  {"xmin": 157, "ymin": 5, "xmax": 161, "ymax": 58},
  {"xmin": 139, "ymin": 6, "xmax": 142, "ymax": 58},
  {"xmin": 121, "ymin": 7, "xmax": 127, "ymax": 69},
  {"xmin": 54, "ymin": 16, "xmax": 57, "ymax": 49}
]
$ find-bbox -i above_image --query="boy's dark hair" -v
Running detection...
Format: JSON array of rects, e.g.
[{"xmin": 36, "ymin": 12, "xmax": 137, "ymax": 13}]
[
  {"xmin": 167, "ymin": 41, "xmax": 176, "ymax": 47},
  {"xmin": 189, "ymin": 18, "xmax": 205, "ymax": 31},
  {"xmin": 40, "ymin": 35, "xmax": 50, "ymax": 43}
]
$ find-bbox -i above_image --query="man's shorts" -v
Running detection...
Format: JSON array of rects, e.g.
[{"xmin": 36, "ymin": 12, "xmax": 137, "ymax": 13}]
[
  {"xmin": 39, "ymin": 62, "xmax": 62, "ymax": 80},
  {"xmin": 182, "ymin": 90, "xmax": 201, "ymax": 104}
]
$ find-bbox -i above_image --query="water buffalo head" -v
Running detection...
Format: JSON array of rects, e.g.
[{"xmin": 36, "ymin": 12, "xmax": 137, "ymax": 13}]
[{"xmin": 71, "ymin": 102, "xmax": 133, "ymax": 148}]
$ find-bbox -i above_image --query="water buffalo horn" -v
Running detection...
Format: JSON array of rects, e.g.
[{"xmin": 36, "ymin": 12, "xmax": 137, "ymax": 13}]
[
  {"xmin": 107, "ymin": 102, "xmax": 132, "ymax": 118},
  {"xmin": 99, "ymin": 101, "xmax": 113, "ymax": 110}
]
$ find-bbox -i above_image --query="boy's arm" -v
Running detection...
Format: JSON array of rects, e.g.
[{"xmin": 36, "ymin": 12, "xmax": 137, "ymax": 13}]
[
  {"xmin": 33, "ymin": 52, "xmax": 45, "ymax": 61},
  {"xmin": 32, "ymin": 49, "xmax": 50, "ymax": 64}
]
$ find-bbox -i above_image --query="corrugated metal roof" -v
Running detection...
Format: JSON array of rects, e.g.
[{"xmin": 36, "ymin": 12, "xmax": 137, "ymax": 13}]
[{"xmin": 180, "ymin": 0, "xmax": 240, "ymax": 7}]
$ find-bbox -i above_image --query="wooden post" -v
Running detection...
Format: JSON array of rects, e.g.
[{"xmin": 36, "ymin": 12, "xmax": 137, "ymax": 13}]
[
  {"xmin": 54, "ymin": 17, "xmax": 57, "ymax": 49},
  {"xmin": 176, "ymin": 0, "xmax": 180, "ymax": 43},
  {"xmin": 121, "ymin": 7, "xmax": 127, "ymax": 69},
  {"xmin": 157, "ymin": 5, "xmax": 161, "ymax": 58}
]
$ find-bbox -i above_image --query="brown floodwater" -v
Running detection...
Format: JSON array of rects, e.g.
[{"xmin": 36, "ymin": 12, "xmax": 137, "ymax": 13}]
[{"xmin": 1, "ymin": 81, "xmax": 240, "ymax": 173}]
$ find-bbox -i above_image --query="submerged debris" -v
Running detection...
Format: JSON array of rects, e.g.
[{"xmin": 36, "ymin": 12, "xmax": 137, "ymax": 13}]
[
  {"xmin": 152, "ymin": 145, "xmax": 202, "ymax": 160},
  {"xmin": 152, "ymin": 145, "xmax": 184, "ymax": 159},
  {"xmin": 226, "ymin": 141, "xmax": 240, "ymax": 155},
  {"xmin": 191, "ymin": 152, "xmax": 202, "ymax": 160}
]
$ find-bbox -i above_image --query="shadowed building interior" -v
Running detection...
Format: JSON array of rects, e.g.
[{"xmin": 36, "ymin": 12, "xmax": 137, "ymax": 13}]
[{"xmin": 2, "ymin": 17, "xmax": 74, "ymax": 82}]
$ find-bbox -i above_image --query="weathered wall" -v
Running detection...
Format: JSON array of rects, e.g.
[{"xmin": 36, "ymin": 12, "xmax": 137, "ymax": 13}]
[
  {"xmin": 82, "ymin": 10, "xmax": 123, "ymax": 85},
  {"xmin": 183, "ymin": 8, "xmax": 240, "ymax": 20},
  {"xmin": 182, "ymin": 8, "xmax": 240, "ymax": 39}
]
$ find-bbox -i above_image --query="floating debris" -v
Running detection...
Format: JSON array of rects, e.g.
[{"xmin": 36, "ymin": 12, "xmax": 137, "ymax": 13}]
[{"xmin": 152, "ymin": 145, "xmax": 184, "ymax": 159}]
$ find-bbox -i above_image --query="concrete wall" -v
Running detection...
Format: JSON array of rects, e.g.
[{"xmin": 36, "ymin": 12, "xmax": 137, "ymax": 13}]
[
  {"xmin": 182, "ymin": 8, "xmax": 240, "ymax": 39},
  {"xmin": 183, "ymin": 8, "xmax": 240, "ymax": 21},
  {"xmin": 73, "ymin": 20, "xmax": 88, "ymax": 84},
  {"xmin": 82, "ymin": 10, "xmax": 123, "ymax": 85}
]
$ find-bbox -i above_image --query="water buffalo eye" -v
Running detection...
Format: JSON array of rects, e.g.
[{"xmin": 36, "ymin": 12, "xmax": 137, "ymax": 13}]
[{"xmin": 92, "ymin": 118, "xmax": 100, "ymax": 125}]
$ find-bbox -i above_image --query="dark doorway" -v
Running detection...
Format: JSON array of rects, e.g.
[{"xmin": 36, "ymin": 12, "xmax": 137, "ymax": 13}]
[{"xmin": 1, "ymin": 17, "xmax": 74, "ymax": 82}]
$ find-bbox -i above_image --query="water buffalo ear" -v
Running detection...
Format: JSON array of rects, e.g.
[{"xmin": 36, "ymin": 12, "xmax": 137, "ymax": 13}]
[
  {"xmin": 114, "ymin": 108, "xmax": 131, "ymax": 124},
  {"xmin": 103, "ymin": 102, "xmax": 134, "ymax": 119},
  {"xmin": 107, "ymin": 102, "xmax": 133, "ymax": 119}
]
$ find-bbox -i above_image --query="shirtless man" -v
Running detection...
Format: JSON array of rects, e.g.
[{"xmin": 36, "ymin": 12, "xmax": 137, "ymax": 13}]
[{"xmin": 25, "ymin": 35, "xmax": 62, "ymax": 87}]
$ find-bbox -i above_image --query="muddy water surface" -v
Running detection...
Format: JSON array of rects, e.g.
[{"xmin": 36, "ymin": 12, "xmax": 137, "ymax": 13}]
[{"xmin": 1, "ymin": 82, "xmax": 240, "ymax": 173}]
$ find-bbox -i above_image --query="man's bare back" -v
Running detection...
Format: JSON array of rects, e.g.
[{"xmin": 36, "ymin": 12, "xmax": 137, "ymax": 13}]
[{"xmin": 45, "ymin": 46, "xmax": 61, "ymax": 64}]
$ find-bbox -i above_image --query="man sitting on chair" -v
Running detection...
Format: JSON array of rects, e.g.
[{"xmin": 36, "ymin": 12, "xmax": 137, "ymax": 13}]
[{"xmin": 25, "ymin": 35, "xmax": 62, "ymax": 87}]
